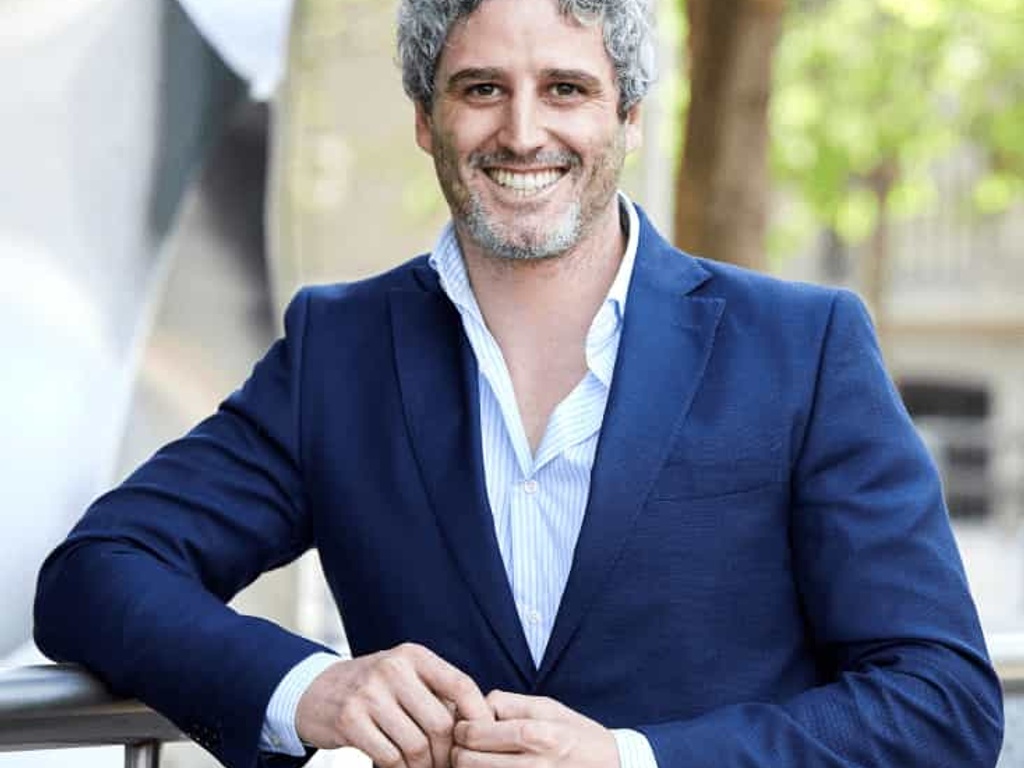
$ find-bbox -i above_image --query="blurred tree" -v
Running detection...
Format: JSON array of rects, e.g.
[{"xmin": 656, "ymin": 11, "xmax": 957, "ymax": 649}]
[
  {"xmin": 674, "ymin": 0, "xmax": 785, "ymax": 270},
  {"xmin": 771, "ymin": 0, "xmax": 1024, "ymax": 324}
]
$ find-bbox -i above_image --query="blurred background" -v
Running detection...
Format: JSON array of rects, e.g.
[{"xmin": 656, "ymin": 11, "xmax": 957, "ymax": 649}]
[{"xmin": 0, "ymin": 0, "xmax": 1021, "ymax": 765}]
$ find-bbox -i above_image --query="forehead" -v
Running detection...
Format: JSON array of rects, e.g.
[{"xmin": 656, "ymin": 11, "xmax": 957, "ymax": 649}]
[{"xmin": 438, "ymin": 0, "xmax": 615, "ymax": 82}]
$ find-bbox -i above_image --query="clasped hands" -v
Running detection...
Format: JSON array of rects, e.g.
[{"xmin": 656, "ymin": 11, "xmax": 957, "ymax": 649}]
[{"xmin": 296, "ymin": 643, "xmax": 618, "ymax": 768}]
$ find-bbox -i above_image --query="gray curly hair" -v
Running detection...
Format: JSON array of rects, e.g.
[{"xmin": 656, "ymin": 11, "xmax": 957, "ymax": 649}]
[{"xmin": 397, "ymin": 0, "xmax": 656, "ymax": 118}]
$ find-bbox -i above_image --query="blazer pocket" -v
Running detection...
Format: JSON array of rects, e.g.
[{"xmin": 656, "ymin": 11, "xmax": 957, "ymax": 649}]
[{"xmin": 648, "ymin": 462, "xmax": 785, "ymax": 501}]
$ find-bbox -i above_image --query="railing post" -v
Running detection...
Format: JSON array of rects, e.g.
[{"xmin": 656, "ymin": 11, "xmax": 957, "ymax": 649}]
[{"xmin": 124, "ymin": 740, "xmax": 161, "ymax": 768}]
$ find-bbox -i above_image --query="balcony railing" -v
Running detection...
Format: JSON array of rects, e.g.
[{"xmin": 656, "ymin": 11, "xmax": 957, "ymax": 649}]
[
  {"xmin": 0, "ymin": 664, "xmax": 183, "ymax": 767},
  {"xmin": 1, "ymin": 655, "xmax": 1022, "ymax": 766}
]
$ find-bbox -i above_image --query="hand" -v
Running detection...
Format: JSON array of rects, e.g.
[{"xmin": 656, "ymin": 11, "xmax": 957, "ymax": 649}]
[
  {"xmin": 452, "ymin": 691, "xmax": 619, "ymax": 768},
  {"xmin": 296, "ymin": 643, "xmax": 493, "ymax": 768}
]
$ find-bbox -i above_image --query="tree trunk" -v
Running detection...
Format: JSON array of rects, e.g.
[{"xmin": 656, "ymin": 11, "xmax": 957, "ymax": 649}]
[
  {"xmin": 863, "ymin": 159, "xmax": 898, "ymax": 352},
  {"xmin": 674, "ymin": 0, "xmax": 784, "ymax": 270}
]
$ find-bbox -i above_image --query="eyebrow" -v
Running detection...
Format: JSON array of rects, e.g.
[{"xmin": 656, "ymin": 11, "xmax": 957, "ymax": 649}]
[
  {"xmin": 444, "ymin": 68, "xmax": 504, "ymax": 92},
  {"xmin": 543, "ymin": 69, "xmax": 604, "ymax": 90}
]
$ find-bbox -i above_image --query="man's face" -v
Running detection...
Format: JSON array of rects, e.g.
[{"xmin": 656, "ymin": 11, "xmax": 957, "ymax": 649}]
[{"xmin": 415, "ymin": 0, "xmax": 642, "ymax": 262}]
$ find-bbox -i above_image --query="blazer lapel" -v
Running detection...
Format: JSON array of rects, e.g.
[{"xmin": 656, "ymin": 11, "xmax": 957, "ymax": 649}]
[
  {"xmin": 536, "ymin": 215, "xmax": 724, "ymax": 684},
  {"xmin": 390, "ymin": 271, "xmax": 536, "ymax": 684}
]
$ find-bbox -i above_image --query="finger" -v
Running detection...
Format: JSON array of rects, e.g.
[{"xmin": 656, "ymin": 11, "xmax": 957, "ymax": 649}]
[
  {"xmin": 335, "ymin": 709, "xmax": 406, "ymax": 768},
  {"xmin": 373, "ymin": 702, "xmax": 434, "ymax": 768},
  {"xmin": 452, "ymin": 746, "xmax": 530, "ymax": 768},
  {"xmin": 394, "ymin": 679, "xmax": 456, "ymax": 768},
  {"xmin": 376, "ymin": 646, "xmax": 459, "ymax": 767},
  {"xmin": 454, "ymin": 719, "xmax": 554, "ymax": 753},
  {"xmin": 405, "ymin": 646, "xmax": 493, "ymax": 721},
  {"xmin": 486, "ymin": 690, "xmax": 566, "ymax": 722}
]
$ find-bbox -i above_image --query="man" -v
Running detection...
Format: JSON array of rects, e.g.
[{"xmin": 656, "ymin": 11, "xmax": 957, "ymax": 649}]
[{"xmin": 34, "ymin": 1, "xmax": 1003, "ymax": 767}]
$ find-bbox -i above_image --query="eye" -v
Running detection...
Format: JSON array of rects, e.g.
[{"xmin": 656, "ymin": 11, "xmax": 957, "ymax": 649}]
[
  {"xmin": 466, "ymin": 83, "xmax": 500, "ymax": 99},
  {"xmin": 551, "ymin": 82, "xmax": 583, "ymax": 98}
]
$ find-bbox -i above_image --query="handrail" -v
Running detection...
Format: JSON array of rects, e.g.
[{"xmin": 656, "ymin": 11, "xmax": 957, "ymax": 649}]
[
  {"xmin": 990, "ymin": 633, "xmax": 1024, "ymax": 695},
  {"xmin": 0, "ymin": 664, "xmax": 183, "ymax": 766},
  {"xmin": 0, "ymin": 656, "xmax": 1022, "ymax": 767}
]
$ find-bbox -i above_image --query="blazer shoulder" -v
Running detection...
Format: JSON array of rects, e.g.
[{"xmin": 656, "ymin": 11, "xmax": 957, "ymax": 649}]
[
  {"xmin": 273, "ymin": 254, "xmax": 440, "ymax": 348},
  {"xmin": 633, "ymin": 206, "xmax": 849, "ymax": 317},
  {"xmin": 693, "ymin": 256, "xmax": 836, "ymax": 302},
  {"xmin": 297, "ymin": 254, "xmax": 436, "ymax": 308},
  {"xmin": 691, "ymin": 256, "xmax": 866, "ymax": 326}
]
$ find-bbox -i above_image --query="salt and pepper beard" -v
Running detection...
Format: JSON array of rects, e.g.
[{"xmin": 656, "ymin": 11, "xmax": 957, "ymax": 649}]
[
  {"xmin": 462, "ymin": 150, "xmax": 583, "ymax": 261},
  {"xmin": 429, "ymin": 127, "xmax": 628, "ymax": 263}
]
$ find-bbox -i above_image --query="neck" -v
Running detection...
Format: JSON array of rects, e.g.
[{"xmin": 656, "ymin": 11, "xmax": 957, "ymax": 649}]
[
  {"xmin": 457, "ymin": 198, "xmax": 626, "ymax": 347},
  {"xmin": 456, "ymin": 196, "xmax": 627, "ymax": 453}
]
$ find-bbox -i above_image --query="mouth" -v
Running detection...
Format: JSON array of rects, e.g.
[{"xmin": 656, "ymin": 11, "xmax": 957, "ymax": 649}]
[{"xmin": 483, "ymin": 167, "xmax": 568, "ymax": 197}]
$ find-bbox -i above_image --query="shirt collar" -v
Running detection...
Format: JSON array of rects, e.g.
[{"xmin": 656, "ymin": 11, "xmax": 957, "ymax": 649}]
[
  {"xmin": 429, "ymin": 190, "xmax": 640, "ymax": 330},
  {"xmin": 606, "ymin": 189, "xmax": 640, "ymax": 320}
]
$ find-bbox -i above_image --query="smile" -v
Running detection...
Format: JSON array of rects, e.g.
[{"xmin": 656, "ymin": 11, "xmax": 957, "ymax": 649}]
[{"xmin": 485, "ymin": 168, "xmax": 566, "ymax": 196}]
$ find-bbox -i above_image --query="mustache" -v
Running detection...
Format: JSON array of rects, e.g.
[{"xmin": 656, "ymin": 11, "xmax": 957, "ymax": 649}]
[{"xmin": 469, "ymin": 149, "xmax": 580, "ymax": 169}]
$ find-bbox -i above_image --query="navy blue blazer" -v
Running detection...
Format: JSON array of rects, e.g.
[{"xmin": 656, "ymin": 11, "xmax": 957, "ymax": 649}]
[{"xmin": 35, "ymin": 210, "xmax": 1003, "ymax": 768}]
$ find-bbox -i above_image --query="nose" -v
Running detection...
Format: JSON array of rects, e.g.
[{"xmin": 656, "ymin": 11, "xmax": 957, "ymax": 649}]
[{"xmin": 497, "ymin": 92, "xmax": 547, "ymax": 157}]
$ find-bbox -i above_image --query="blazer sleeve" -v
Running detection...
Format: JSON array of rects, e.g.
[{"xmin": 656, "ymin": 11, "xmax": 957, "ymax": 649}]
[
  {"xmin": 34, "ymin": 288, "xmax": 333, "ymax": 768},
  {"xmin": 637, "ymin": 290, "xmax": 1004, "ymax": 767}
]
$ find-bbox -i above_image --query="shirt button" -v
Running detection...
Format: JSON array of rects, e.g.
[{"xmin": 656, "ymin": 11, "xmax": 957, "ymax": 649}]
[
  {"xmin": 522, "ymin": 479, "xmax": 539, "ymax": 494},
  {"xmin": 525, "ymin": 608, "xmax": 542, "ymax": 625}
]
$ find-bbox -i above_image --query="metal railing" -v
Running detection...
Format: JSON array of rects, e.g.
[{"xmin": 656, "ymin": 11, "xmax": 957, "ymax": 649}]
[
  {"xmin": 1, "ymin": 656, "xmax": 1023, "ymax": 766},
  {"xmin": 0, "ymin": 664, "xmax": 183, "ymax": 767},
  {"xmin": 990, "ymin": 634, "xmax": 1024, "ymax": 696}
]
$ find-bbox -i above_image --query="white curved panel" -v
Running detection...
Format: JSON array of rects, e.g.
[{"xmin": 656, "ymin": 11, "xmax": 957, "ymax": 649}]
[
  {"xmin": 175, "ymin": 0, "xmax": 294, "ymax": 99},
  {"xmin": 0, "ymin": 0, "xmax": 167, "ymax": 661},
  {"xmin": 2, "ymin": 0, "xmax": 113, "ymax": 43},
  {"xmin": 0, "ymin": 240, "xmax": 139, "ymax": 662}
]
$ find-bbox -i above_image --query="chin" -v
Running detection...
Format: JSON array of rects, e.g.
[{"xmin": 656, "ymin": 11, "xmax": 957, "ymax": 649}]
[{"xmin": 463, "ymin": 201, "xmax": 582, "ymax": 262}]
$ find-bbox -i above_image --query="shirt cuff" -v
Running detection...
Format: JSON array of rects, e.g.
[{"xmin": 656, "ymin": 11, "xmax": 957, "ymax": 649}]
[
  {"xmin": 260, "ymin": 651, "xmax": 342, "ymax": 755},
  {"xmin": 611, "ymin": 728, "xmax": 659, "ymax": 768}
]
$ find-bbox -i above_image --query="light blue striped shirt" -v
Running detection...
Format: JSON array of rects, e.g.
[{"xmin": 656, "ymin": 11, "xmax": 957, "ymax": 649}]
[{"xmin": 262, "ymin": 193, "xmax": 657, "ymax": 768}]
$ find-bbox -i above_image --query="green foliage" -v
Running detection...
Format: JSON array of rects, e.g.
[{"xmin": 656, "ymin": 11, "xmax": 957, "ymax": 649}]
[
  {"xmin": 769, "ymin": 0, "xmax": 1024, "ymax": 257},
  {"xmin": 973, "ymin": 172, "xmax": 1024, "ymax": 214}
]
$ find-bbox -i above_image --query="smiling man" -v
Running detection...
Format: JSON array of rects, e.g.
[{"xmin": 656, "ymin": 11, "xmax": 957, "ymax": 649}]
[
  {"xmin": 417, "ymin": 0, "xmax": 638, "ymax": 269},
  {"xmin": 34, "ymin": 1, "xmax": 1003, "ymax": 768}
]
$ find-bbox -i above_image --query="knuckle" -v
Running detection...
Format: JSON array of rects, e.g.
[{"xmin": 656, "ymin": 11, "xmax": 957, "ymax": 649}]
[
  {"xmin": 455, "ymin": 721, "xmax": 477, "ymax": 748},
  {"xmin": 405, "ymin": 736, "xmax": 431, "ymax": 764},
  {"xmin": 356, "ymin": 678, "xmax": 386, "ymax": 708},
  {"xmin": 379, "ymin": 753, "xmax": 405, "ymax": 768},
  {"xmin": 380, "ymin": 653, "xmax": 407, "ymax": 677},
  {"xmin": 362, "ymin": 692, "xmax": 388, "ymax": 715},
  {"xmin": 335, "ymin": 701, "xmax": 363, "ymax": 731},
  {"xmin": 425, "ymin": 711, "xmax": 454, "ymax": 738},
  {"xmin": 361, "ymin": 667, "xmax": 382, "ymax": 687},
  {"xmin": 458, "ymin": 670, "xmax": 480, "ymax": 689},
  {"xmin": 451, "ymin": 675, "xmax": 478, "ymax": 700},
  {"xmin": 522, "ymin": 721, "xmax": 556, "ymax": 751},
  {"xmin": 398, "ymin": 642, "xmax": 426, "ymax": 661}
]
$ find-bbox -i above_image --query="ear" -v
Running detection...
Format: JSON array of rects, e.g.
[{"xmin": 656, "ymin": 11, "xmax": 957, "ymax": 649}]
[
  {"xmin": 414, "ymin": 101, "xmax": 434, "ymax": 155},
  {"xmin": 623, "ymin": 103, "xmax": 643, "ymax": 154}
]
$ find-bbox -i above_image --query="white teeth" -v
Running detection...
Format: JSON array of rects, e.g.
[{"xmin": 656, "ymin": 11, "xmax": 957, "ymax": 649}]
[{"xmin": 487, "ymin": 168, "xmax": 564, "ymax": 194}]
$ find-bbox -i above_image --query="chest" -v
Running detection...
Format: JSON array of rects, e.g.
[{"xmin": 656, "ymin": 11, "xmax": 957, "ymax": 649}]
[{"xmin": 505, "ymin": 350, "xmax": 589, "ymax": 453}]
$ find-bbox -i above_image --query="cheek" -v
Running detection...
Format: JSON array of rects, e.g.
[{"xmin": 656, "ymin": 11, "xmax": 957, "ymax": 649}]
[
  {"xmin": 433, "ymin": 128, "xmax": 468, "ymax": 167},
  {"xmin": 440, "ymin": 109, "xmax": 502, "ymax": 155},
  {"xmin": 557, "ymin": 117, "xmax": 626, "ymax": 159},
  {"xmin": 577, "ymin": 132, "xmax": 627, "ymax": 175}
]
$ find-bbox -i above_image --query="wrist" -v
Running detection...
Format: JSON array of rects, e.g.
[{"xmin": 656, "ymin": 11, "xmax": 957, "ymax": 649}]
[
  {"xmin": 263, "ymin": 652, "xmax": 342, "ymax": 755},
  {"xmin": 610, "ymin": 729, "xmax": 658, "ymax": 768}
]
